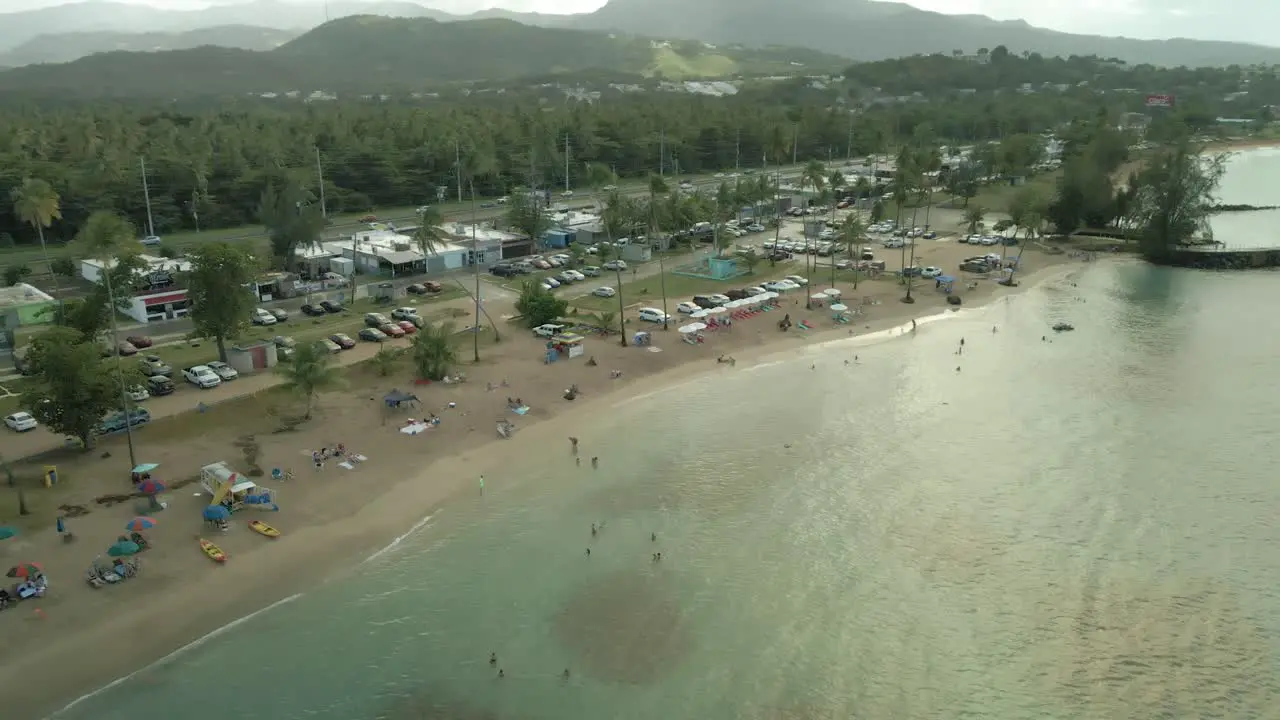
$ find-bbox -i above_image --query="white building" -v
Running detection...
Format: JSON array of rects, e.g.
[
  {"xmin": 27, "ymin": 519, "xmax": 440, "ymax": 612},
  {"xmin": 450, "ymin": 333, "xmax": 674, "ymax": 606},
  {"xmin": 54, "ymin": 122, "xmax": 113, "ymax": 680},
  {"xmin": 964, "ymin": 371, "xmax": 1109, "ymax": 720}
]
[
  {"xmin": 293, "ymin": 226, "xmax": 513, "ymax": 278},
  {"xmin": 79, "ymin": 254, "xmax": 193, "ymax": 324}
]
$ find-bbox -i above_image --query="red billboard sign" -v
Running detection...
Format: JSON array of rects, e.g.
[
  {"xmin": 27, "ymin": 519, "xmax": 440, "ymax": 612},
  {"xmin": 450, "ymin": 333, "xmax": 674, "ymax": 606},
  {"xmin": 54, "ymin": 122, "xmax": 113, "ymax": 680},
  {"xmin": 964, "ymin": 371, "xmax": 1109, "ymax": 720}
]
[{"xmin": 1145, "ymin": 94, "xmax": 1174, "ymax": 108}]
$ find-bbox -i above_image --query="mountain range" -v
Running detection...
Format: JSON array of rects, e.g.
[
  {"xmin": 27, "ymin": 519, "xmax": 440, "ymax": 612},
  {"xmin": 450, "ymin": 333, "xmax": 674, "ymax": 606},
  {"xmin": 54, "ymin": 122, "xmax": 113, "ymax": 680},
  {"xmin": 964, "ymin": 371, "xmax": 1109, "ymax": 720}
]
[
  {"xmin": 3, "ymin": 0, "xmax": 1280, "ymax": 69},
  {"xmin": 0, "ymin": 16, "xmax": 850, "ymax": 98},
  {"xmin": 0, "ymin": 25, "xmax": 298, "ymax": 68}
]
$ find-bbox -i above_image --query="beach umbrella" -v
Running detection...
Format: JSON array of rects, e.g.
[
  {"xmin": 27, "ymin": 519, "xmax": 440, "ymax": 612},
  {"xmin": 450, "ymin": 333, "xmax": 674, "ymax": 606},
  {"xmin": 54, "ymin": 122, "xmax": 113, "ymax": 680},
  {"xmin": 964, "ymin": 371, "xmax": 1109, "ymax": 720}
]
[
  {"xmin": 687, "ymin": 322, "xmax": 707, "ymax": 332},
  {"xmin": 131, "ymin": 463, "xmax": 160, "ymax": 474},
  {"xmin": 830, "ymin": 303, "xmax": 849, "ymax": 312},
  {"xmin": 810, "ymin": 293, "xmax": 827, "ymax": 301},
  {"xmin": 202, "ymin": 505, "xmax": 230, "ymax": 521},
  {"xmin": 0, "ymin": 526, "xmax": 16, "ymax": 540},
  {"xmin": 107, "ymin": 540, "xmax": 141, "ymax": 557},
  {"xmin": 706, "ymin": 306, "xmax": 727, "ymax": 315},
  {"xmin": 6, "ymin": 562, "xmax": 42, "ymax": 579},
  {"xmin": 690, "ymin": 309, "xmax": 709, "ymax": 319},
  {"xmin": 136, "ymin": 478, "xmax": 166, "ymax": 496},
  {"xmin": 678, "ymin": 325, "xmax": 697, "ymax": 334},
  {"xmin": 823, "ymin": 288, "xmax": 842, "ymax": 297},
  {"xmin": 761, "ymin": 291, "xmax": 779, "ymax": 300},
  {"xmin": 124, "ymin": 516, "xmax": 157, "ymax": 532}
]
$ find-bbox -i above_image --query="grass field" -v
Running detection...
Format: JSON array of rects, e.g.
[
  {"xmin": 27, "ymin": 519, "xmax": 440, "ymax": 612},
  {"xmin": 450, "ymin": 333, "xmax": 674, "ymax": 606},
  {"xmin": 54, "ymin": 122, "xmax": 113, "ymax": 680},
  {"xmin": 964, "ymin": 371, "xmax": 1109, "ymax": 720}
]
[{"xmin": 646, "ymin": 47, "xmax": 737, "ymax": 79}]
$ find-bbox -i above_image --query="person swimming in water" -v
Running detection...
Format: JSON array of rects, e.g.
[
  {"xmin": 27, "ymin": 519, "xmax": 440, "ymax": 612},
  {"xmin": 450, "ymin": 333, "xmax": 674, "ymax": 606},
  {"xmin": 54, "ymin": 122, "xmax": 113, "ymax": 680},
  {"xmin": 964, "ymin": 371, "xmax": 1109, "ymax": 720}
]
[
  {"xmin": 591, "ymin": 523, "xmax": 597, "ymax": 537},
  {"xmin": 651, "ymin": 532, "xmax": 657, "ymax": 542},
  {"xmin": 498, "ymin": 669, "xmax": 504, "ymax": 679}
]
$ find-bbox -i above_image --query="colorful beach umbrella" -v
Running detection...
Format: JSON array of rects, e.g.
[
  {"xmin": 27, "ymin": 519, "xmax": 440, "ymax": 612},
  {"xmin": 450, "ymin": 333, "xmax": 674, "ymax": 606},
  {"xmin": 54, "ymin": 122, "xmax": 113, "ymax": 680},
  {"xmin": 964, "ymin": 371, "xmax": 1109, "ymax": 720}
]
[
  {"xmin": 136, "ymin": 478, "xmax": 166, "ymax": 496},
  {"xmin": 107, "ymin": 540, "xmax": 141, "ymax": 557},
  {"xmin": 0, "ymin": 526, "xmax": 16, "ymax": 540},
  {"xmin": 6, "ymin": 562, "xmax": 42, "ymax": 579},
  {"xmin": 202, "ymin": 505, "xmax": 230, "ymax": 521},
  {"xmin": 124, "ymin": 516, "xmax": 158, "ymax": 532}
]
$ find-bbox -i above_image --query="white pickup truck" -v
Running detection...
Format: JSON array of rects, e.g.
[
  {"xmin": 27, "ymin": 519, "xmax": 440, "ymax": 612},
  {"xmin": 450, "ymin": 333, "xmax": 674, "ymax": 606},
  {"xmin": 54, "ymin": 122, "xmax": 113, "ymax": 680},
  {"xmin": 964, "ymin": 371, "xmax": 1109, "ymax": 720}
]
[{"xmin": 183, "ymin": 365, "xmax": 222, "ymax": 389}]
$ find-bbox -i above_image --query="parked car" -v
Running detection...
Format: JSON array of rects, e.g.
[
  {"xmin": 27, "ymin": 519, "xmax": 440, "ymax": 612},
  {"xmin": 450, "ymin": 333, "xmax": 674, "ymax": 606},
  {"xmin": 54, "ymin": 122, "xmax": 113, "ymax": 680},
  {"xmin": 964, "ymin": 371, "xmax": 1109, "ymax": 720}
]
[
  {"xmin": 182, "ymin": 365, "xmax": 221, "ymax": 389},
  {"xmin": 364, "ymin": 312, "xmax": 391, "ymax": 328},
  {"xmin": 319, "ymin": 300, "xmax": 344, "ymax": 313},
  {"xmin": 592, "ymin": 286, "xmax": 616, "ymax": 298},
  {"xmin": 206, "ymin": 361, "xmax": 239, "ymax": 381},
  {"xmin": 557, "ymin": 271, "xmax": 579, "ymax": 284},
  {"xmin": 490, "ymin": 265, "xmax": 517, "ymax": 277},
  {"xmin": 270, "ymin": 308, "xmax": 289, "ymax": 322},
  {"xmin": 378, "ymin": 322, "xmax": 405, "ymax": 338},
  {"xmin": 921, "ymin": 266, "xmax": 943, "ymax": 278},
  {"xmin": 543, "ymin": 277, "xmax": 561, "ymax": 288},
  {"xmin": 272, "ymin": 336, "xmax": 296, "ymax": 360},
  {"xmin": 391, "ymin": 307, "xmax": 419, "ymax": 322},
  {"xmin": 835, "ymin": 259, "xmax": 854, "ymax": 270},
  {"xmin": 406, "ymin": 283, "xmax": 427, "ymax": 294},
  {"xmin": 125, "ymin": 335, "xmax": 153, "ymax": 349},
  {"xmin": 638, "ymin": 308, "xmax": 670, "ymax": 323},
  {"xmin": 138, "ymin": 354, "xmax": 172, "ymax": 377},
  {"xmin": 533, "ymin": 323, "xmax": 566, "ymax": 338},
  {"xmin": 251, "ymin": 308, "xmax": 277, "ymax": 325},
  {"xmin": 316, "ymin": 338, "xmax": 342, "ymax": 354},
  {"xmin": 329, "ymin": 333, "xmax": 356, "ymax": 349},
  {"xmin": 301, "ymin": 304, "xmax": 326, "ymax": 317},
  {"xmin": 747, "ymin": 223, "xmax": 765, "ymax": 232},
  {"xmin": 140, "ymin": 235, "xmax": 162, "ymax": 247},
  {"xmin": 4, "ymin": 411, "xmax": 37, "ymax": 432},
  {"xmin": 675, "ymin": 301, "xmax": 701, "ymax": 314},
  {"xmin": 396, "ymin": 320, "xmax": 417, "ymax": 335},
  {"xmin": 126, "ymin": 385, "xmax": 150, "ymax": 402},
  {"xmin": 602, "ymin": 260, "xmax": 627, "ymax": 271},
  {"xmin": 358, "ymin": 328, "xmax": 388, "ymax": 343},
  {"xmin": 580, "ymin": 266, "xmax": 601, "ymax": 277},
  {"xmin": 97, "ymin": 408, "xmax": 151, "ymax": 435},
  {"xmin": 784, "ymin": 275, "xmax": 809, "ymax": 286},
  {"xmin": 146, "ymin": 375, "xmax": 175, "ymax": 396},
  {"xmin": 691, "ymin": 296, "xmax": 718, "ymax": 310},
  {"xmin": 115, "ymin": 340, "xmax": 138, "ymax": 356}
]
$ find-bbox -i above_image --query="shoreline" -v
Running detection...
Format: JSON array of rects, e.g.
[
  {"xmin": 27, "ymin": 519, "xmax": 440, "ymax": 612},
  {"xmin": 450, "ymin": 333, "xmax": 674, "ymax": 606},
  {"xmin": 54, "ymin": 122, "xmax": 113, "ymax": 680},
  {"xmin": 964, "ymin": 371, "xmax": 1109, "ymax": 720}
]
[{"xmin": 16, "ymin": 257, "xmax": 1084, "ymax": 720}]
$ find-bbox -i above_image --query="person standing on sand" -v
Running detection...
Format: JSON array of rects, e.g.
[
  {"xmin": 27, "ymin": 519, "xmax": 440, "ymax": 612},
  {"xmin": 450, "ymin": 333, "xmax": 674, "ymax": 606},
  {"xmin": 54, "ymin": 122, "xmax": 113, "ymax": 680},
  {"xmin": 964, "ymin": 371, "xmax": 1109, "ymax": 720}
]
[
  {"xmin": 591, "ymin": 457, "xmax": 599, "ymax": 469},
  {"xmin": 479, "ymin": 475, "xmax": 485, "ymax": 496},
  {"xmin": 569, "ymin": 437, "xmax": 579, "ymax": 455},
  {"xmin": 911, "ymin": 319, "xmax": 917, "ymax": 331}
]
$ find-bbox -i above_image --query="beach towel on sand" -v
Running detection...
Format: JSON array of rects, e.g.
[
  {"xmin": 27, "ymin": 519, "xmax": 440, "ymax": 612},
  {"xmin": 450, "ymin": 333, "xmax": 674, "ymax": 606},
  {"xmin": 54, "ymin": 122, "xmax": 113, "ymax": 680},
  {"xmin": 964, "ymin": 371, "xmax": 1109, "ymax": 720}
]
[{"xmin": 511, "ymin": 405, "xmax": 530, "ymax": 416}]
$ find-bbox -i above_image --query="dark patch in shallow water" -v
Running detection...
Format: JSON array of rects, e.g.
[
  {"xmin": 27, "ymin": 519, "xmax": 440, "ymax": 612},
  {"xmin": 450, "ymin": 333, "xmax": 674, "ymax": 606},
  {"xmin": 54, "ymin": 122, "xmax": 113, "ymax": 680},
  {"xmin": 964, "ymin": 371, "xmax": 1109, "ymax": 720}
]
[
  {"xmin": 553, "ymin": 570, "xmax": 693, "ymax": 684},
  {"xmin": 373, "ymin": 689, "xmax": 507, "ymax": 720}
]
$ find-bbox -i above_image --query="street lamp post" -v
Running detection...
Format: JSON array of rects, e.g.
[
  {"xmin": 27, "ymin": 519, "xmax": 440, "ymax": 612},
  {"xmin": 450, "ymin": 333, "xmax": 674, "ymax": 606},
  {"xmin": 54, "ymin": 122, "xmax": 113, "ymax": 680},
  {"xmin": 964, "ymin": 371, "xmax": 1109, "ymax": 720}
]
[{"xmin": 103, "ymin": 266, "xmax": 138, "ymax": 469}]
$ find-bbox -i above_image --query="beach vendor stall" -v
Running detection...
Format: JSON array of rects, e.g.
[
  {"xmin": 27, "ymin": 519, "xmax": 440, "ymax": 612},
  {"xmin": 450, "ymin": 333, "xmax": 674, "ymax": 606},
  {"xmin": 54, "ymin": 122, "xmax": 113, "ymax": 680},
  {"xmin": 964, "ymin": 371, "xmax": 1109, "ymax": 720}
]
[
  {"xmin": 678, "ymin": 323, "xmax": 707, "ymax": 344},
  {"xmin": 934, "ymin": 275, "xmax": 956, "ymax": 294},
  {"xmin": 200, "ymin": 461, "xmax": 278, "ymax": 514},
  {"xmin": 547, "ymin": 333, "xmax": 586, "ymax": 360},
  {"xmin": 830, "ymin": 303, "xmax": 850, "ymax": 324}
]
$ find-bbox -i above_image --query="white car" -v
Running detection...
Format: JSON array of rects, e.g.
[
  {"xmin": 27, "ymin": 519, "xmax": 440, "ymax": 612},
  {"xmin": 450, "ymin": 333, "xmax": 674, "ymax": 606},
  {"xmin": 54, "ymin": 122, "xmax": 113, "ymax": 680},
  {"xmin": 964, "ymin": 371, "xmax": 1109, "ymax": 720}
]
[
  {"xmin": 565, "ymin": 270, "xmax": 586, "ymax": 281},
  {"xmin": 638, "ymin": 308, "xmax": 670, "ymax": 323},
  {"xmin": 126, "ymin": 385, "xmax": 150, "ymax": 402},
  {"xmin": 543, "ymin": 277, "xmax": 561, "ymax": 288},
  {"xmin": 744, "ymin": 286, "xmax": 767, "ymax": 296},
  {"xmin": 602, "ymin": 260, "xmax": 627, "ymax": 271},
  {"xmin": 580, "ymin": 266, "xmax": 601, "ymax": 277},
  {"xmin": 747, "ymin": 224, "xmax": 765, "ymax": 232},
  {"xmin": 533, "ymin": 323, "xmax": 566, "ymax": 338},
  {"xmin": 4, "ymin": 411, "xmax": 37, "ymax": 432},
  {"xmin": 784, "ymin": 275, "xmax": 809, "ymax": 286},
  {"xmin": 706, "ymin": 294, "xmax": 731, "ymax": 305},
  {"xmin": 183, "ymin": 365, "xmax": 222, "ymax": 388},
  {"xmin": 675, "ymin": 301, "xmax": 701, "ymax": 314},
  {"xmin": 140, "ymin": 235, "xmax": 162, "ymax": 247},
  {"xmin": 921, "ymin": 266, "xmax": 943, "ymax": 278},
  {"xmin": 206, "ymin": 361, "xmax": 239, "ymax": 381},
  {"xmin": 540, "ymin": 281, "xmax": 556, "ymax": 292},
  {"xmin": 391, "ymin": 307, "xmax": 419, "ymax": 321},
  {"xmin": 560, "ymin": 190, "xmax": 574, "ymax": 197},
  {"xmin": 763, "ymin": 281, "xmax": 797, "ymax": 292},
  {"xmin": 251, "ymin": 308, "xmax": 277, "ymax": 325},
  {"xmin": 602, "ymin": 184, "xmax": 617, "ymax": 192},
  {"xmin": 592, "ymin": 286, "xmax": 617, "ymax": 298},
  {"xmin": 557, "ymin": 271, "xmax": 579, "ymax": 283}
]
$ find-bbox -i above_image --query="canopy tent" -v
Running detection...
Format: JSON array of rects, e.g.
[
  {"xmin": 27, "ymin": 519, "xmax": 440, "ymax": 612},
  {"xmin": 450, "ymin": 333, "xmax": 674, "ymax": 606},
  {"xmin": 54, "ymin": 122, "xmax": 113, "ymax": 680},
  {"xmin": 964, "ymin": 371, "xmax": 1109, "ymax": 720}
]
[{"xmin": 383, "ymin": 389, "xmax": 420, "ymax": 409}]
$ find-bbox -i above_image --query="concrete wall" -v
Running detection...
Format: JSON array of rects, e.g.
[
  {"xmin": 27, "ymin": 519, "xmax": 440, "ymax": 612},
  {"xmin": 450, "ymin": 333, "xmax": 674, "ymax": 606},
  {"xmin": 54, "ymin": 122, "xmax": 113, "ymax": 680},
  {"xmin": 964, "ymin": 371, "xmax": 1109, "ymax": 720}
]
[{"xmin": 1163, "ymin": 248, "xmax": 1280, "ymax": 270}]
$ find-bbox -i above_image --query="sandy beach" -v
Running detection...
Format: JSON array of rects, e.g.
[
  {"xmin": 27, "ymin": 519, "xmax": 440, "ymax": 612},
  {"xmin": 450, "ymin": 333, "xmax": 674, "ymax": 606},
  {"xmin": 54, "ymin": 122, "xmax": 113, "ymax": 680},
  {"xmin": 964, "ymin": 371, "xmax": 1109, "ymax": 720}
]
[{"xmin": 0, "ymin": 241, "xmax": 1080, "ymax": 719}]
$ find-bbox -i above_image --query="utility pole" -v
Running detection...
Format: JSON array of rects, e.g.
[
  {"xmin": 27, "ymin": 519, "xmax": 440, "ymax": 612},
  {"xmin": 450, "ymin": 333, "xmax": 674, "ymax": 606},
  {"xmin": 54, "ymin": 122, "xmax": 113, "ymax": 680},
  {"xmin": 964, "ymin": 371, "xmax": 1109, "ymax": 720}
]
[
  {"xmin": 735, "ymin": 127, "xmax": 741, "ymax": 171},
  {"xmin": 314, "ymin": 146, "xmax": 327, "ymax": 218},
  {"xmin": 791, "ymin": 126, "xmax": 798, "ymax": 166},
  {"xmin": 140, "ymin": 157, "xmax": 155, "ymax": 237},
  {"xmin": 659, "ymin": 129, "xmax": 665, "ymax": 176},
  {"xmin": 847, "ymin": 116, "xmax": 854, "ymax": 161},
  {"xmin": 564, "ymin": 134, "xmax": 570, "ymax": 192},
  {"xmin": 455, "ymin": 140, "xmax": 463, "ymax": 203}
]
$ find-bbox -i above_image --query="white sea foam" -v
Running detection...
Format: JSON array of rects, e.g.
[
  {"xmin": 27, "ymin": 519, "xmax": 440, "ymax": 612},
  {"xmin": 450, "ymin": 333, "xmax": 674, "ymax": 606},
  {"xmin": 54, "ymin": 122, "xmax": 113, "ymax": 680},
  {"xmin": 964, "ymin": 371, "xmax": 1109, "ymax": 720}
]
[{"xmin": 363, "ymin": 512, "xmax": 435, "ymax": 563}]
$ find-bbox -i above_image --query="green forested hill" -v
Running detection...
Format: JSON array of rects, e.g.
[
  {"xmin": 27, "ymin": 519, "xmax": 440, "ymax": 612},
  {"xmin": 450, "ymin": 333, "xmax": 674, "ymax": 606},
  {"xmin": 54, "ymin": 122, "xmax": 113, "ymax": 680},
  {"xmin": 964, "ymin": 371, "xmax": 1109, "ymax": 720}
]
[{"xmin": 0, "ymin": 16, "xmax": 848, "ymax": 99}]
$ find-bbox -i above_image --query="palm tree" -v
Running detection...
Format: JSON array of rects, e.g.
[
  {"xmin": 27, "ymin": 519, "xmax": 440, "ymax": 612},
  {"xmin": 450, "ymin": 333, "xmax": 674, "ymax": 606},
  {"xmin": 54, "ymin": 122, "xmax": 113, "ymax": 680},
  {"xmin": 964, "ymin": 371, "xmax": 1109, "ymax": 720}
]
[
  {"xmin": 74, "ymin": 210, "xmax": 140, "ymax": 468},
  {"xmin": 801, "ymin": 160, "xmax": 827, "ymax": 307},
  {"xmin": 413, "ymin": 205, "xmax": 444, "ymax": 257},
  {"xmin": 647, "ymin": 174, "xmax": 671, "ymax": 330},
  {"xmin": 766, "ymin": 128, "xmax": 789, "ymax": 265},
  {"xmin": 276, "ymin": 341, "xmax": 343, "ymax": 420},
  {"xmin": 839, "ymin": 213, "xmax": 865, "ymax": 290},
  {"xmin": 11, "ymin": 178, "xmax": 62, "ymax": 298},
  {"xmin": 410, "ymin": 321, "xmax": 458, "ymax": 381},
  {"xmin": 1007, "ymin": 211, "xmax": 1040, "ymax": 284},
  {"xmin": 963, "ymin": 205, "xmax": 986, "ymax": 235}
]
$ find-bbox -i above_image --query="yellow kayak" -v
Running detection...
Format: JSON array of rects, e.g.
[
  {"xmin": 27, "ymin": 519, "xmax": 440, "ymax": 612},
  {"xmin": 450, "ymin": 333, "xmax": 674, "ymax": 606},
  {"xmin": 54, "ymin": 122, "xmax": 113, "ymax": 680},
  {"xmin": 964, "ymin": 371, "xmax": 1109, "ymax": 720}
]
[
  {"xmin": 248, "ymin": 520, "xmax": 281, "ymax": 538},
  {"xmin": 199, "ymin": 538, "xmax": 227, "ymax": 563}
]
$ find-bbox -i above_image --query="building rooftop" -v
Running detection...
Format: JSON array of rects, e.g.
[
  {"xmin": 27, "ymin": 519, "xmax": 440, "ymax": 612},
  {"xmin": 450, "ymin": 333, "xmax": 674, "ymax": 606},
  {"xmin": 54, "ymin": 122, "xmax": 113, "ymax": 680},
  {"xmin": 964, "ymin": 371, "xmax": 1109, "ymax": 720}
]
[
  {"xmin": 439, "ymin": 223, "xmax": 525, "ymax": 244},
  {"xmin": 0, "ymin": 283, "xmax": 54, "ymax": 308},
  {"xmin": 81, "ymin": 254, "xmax": 192, "ymax": 273}
]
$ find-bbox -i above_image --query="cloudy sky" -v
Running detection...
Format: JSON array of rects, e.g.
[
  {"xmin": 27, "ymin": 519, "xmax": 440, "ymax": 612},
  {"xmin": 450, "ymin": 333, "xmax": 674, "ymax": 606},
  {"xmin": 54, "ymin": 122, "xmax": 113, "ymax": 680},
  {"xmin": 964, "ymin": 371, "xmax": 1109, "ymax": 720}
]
[{"xmin": 5, "ymin": 0, "xmax": 1270, "ymax": 46}]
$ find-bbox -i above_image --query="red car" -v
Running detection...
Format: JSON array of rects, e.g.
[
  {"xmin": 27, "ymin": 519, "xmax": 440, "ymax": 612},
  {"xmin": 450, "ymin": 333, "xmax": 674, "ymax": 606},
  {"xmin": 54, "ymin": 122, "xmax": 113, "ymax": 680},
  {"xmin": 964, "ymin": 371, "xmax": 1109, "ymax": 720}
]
[
  {"xmin": 396, "ymin": 321, "xmax": 417, "ymax": 335},
  {"xmin": 328, "ymin": 333, "xmax": 356, "ymax": 349},
  {"xmin": 378, "ymin": 322, "xmax": 405, "ymax": 338},
  {"xmin": 125, "ymin": 335, "xmax": 153, "ymax": 348}
]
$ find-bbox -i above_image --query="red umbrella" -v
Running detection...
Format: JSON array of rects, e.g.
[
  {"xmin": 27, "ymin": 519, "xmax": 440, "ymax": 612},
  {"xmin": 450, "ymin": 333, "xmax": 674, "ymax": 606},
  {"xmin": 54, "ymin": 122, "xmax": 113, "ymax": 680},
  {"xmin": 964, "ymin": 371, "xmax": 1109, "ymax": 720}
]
[
  {"xmin": 136, "ymin": 479, "xmax": 166, "ymax": 496},
  {"xmin": 124, "ymin": 516, "xmax": 158, "ymax": 532},
  {"xmin": 6, "ymin": 562, "xmax": 42, "ymax": 579}
]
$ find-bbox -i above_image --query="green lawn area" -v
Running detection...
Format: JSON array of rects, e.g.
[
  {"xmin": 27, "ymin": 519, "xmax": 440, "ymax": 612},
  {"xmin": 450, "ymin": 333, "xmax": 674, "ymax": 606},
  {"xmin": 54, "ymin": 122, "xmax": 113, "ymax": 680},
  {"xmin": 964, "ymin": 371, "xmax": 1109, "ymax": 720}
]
[
  {"xmin": 967, "ymin": 171, "xmax": 1061, "ymax": 213},
  {"xmin": 569, "ymin": 258, "xmax": 804, "ymax": 312}
]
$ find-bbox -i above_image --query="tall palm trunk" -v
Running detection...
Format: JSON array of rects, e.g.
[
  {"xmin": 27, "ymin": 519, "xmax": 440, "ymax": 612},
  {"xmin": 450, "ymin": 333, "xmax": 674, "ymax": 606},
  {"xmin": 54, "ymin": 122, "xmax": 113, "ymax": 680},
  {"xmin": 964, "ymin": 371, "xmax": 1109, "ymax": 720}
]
[
  {"xmin": 37, "ymin": 225, "xmax": 61, "ymax": 298},
  {"xmin": 102, "ymin": 265, "xmax": 138, "ymax": 466},
  {"xmin": 904, "ymin": 205, "xmax": 920, "ymax": 302}
]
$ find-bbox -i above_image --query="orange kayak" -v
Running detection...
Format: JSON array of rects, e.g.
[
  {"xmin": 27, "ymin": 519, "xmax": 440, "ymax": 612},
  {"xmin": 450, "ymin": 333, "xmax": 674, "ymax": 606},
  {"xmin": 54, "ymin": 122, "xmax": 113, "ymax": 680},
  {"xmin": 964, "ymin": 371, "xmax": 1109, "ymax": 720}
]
[
  {"xmin": 199, "ymin": 538, "xmax": 227, "ymax": 563},
  {"xmin": 248, "ymin": 520, "xmax": 281, "ymax": 538}
]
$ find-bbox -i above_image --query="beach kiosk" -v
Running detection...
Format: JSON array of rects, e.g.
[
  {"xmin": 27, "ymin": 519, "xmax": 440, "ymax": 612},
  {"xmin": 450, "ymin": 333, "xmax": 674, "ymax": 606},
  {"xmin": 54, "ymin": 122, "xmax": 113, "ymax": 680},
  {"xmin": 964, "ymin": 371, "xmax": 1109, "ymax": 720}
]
[
  {"xmin": 200, "ymin": 461, "xmax": 278, "ymax": 513},
  {"xmin": 548, "ymin": 333, "xmax": 585, "ymax": 360}
]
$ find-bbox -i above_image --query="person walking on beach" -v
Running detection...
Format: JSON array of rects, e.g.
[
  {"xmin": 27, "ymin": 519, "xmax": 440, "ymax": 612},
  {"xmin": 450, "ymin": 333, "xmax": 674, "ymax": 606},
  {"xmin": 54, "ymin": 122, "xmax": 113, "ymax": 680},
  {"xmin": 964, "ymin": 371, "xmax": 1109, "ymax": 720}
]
[
  {"xmin": 591, "ymin": 457, "xmax": 599, "ymax": 469},
  {"xmin": 479, "ymin": 475, "xmax": 485, "ymax": 496},
  {"xmin": 569, "ymin": 437, "xmax": 579, "ymax": 455},
  {"xmin": 591, "ymin": 523, "xmax": 598, "ymax": 537}
]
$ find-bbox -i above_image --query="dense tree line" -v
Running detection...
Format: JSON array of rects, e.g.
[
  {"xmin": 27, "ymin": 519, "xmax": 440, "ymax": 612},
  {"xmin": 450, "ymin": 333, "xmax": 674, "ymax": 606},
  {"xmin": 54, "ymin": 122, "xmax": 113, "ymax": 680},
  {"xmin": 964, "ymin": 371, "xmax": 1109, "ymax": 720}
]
[{"xmin": 0, "ymin": 52, "xmax": 1269, "ymax": 251}]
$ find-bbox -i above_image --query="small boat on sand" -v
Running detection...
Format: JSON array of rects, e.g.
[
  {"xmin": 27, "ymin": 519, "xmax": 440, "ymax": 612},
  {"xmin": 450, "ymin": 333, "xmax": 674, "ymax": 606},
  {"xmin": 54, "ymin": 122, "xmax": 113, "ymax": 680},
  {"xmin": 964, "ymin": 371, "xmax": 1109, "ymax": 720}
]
[
  {"xmin": 248, "ymin": 520, "xmax": 281, "ymax": 538},
  {"xmin": 199, "ymin": 538, "xmax": 227, "ymax": 563}
]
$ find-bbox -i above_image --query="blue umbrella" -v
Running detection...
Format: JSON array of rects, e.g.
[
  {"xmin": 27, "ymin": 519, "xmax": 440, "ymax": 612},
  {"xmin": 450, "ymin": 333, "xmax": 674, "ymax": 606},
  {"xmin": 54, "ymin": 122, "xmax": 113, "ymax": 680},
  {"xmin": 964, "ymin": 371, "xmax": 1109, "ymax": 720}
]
[
  {"xmin": 0, "ymin": 526, "xmax": 16, "ymax": 540},
  {"xmin": 107, "ymin": 540, "xmax": 141, "ymax": 557},
  {"xmin": 202, "ymin": 505, "xmax": 230, "ymax": 521}
]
